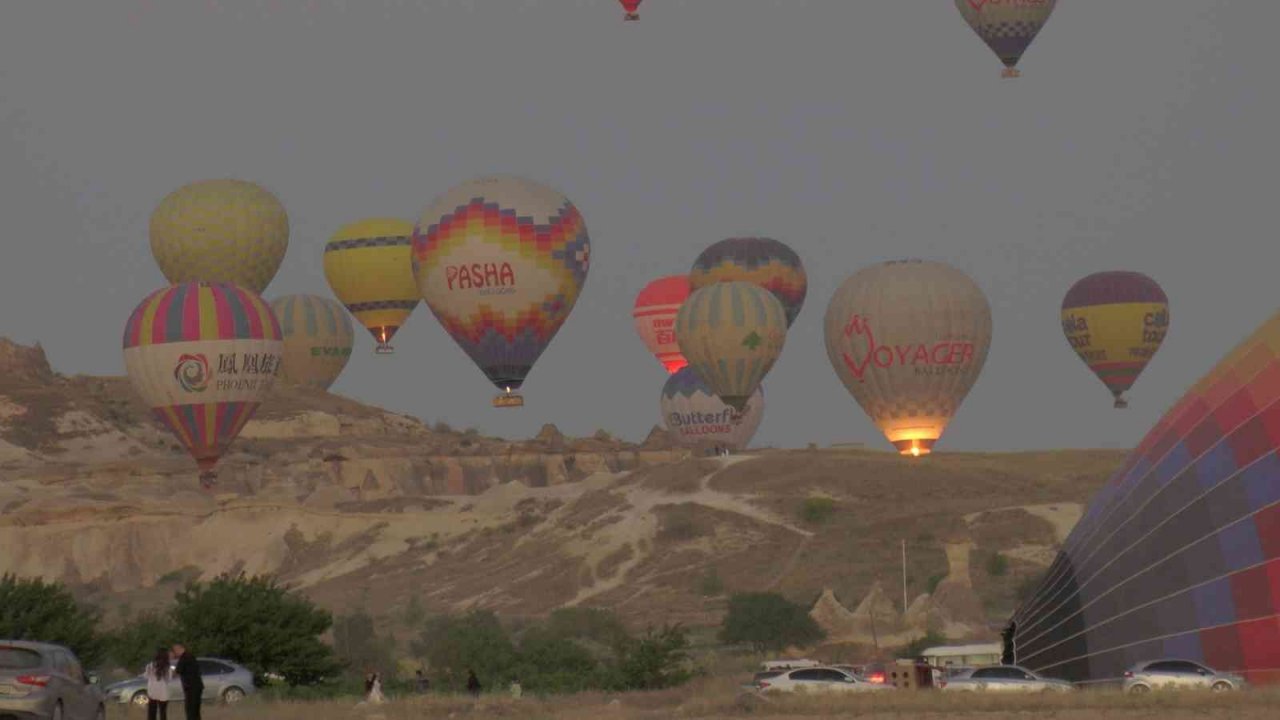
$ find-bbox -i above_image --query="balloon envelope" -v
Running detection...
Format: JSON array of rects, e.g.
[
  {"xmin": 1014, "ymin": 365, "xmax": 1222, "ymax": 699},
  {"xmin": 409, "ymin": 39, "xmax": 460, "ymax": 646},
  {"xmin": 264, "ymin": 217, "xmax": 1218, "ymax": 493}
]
[
  {"xmin": 149, "ymin": 179, "xmax": 289, "ymax": 294},
  {"xmin": 689, "ymin": 237, "xmax": 807, "ymax": 327},
  {"xmin": 954, "ymin": 0, "xmax": 1057, "ymax": 77},
  {"xmin": 269, "ymin": 294, "xmax": 354, "ymax": 390},
  {"xmin": 634, "ymin": 275, "xmax": 690, "ymax": 374},
  {"xmin": 411, "ymin": 175, "xmax": 590, "ymax": 405},
  {"xmin": 676, "ymin": 281, "xmax": 788, "ymax": 412},
  {"xmin": 661, "ymin": 367, "xmax": 763, "ymax": 451},
  {"xmin": 323, "ymin": 218, "xmax": 420, "ymax": 353},
  {"xmin": 824, "ymin": 259, "xmax": 992, "ymax": 456},
  {"xmin": 619, "ymin": 0, "xmax": 642, "ymax": 20},
  {"xmin": 1062, "ymin": 271, "xmax": 1169, "ymax": 408},
  {"xmin": 1012, "ymin": 309, "xmax": 1280, "ymax": 685},
  {"xmin": 123, "ymin": 282, "xmax": 283, "ymax": 486}
]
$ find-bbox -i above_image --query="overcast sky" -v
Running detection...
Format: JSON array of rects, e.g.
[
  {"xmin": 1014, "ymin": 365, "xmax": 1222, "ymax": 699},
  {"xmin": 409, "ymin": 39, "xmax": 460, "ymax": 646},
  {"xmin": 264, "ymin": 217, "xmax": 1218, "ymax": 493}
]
[{"xmin": 1, "ymin": 1, "xmax": 1274, "ymax": 452}]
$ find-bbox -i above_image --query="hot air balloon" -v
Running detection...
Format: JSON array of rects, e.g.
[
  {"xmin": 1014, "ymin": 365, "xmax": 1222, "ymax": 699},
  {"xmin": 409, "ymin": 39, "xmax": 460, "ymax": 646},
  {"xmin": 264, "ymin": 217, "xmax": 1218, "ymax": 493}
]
[
  {"xmin": 411, "ymin": 175, "xmax": 590, "ymax": 408},
  {"xmin": 1062, "ymin": 271, "xmax": 1169, "ymax": 409},
  {"xmin": 123, "ymin": 281, "xmax": 284, "ymax": 487},
  {"xmin": 619, "ymin": 0, "xmax": 642, "ymax": 21},
  {"xmin": 689, "ymin": 237, "xmax": 808, "ymax": 327},
  {"xmin": 269, "ymin": 294, "xmax": 354, "ymax": 390},
  {"xmin": 323, "ymin": 218, "xmax": 420, "ymax": 354},
  {"xmin": 1011, "ymin": 309, "xmax": 1280, "ymax": 686},
  {"xmin": 149, "ymin": 179, "xmax": 289, "ymax": 294},
  {"xmin": 676, "ymin": 281, "xmax": 788, "ymax": 412},
  {"xmin": 955, "ymin": 0, "xmax": 1058, "ymax": 78},
  {"xmin": 823, "ymin": 259, "xmax": 992, "ymax": 457},
  {"xmin": 634, "ymin": 275, "xmax": 690, "ymax": 374},
  {"xmin": 661, "ymin": 367, "xmax": 763, "ymax": 451}
]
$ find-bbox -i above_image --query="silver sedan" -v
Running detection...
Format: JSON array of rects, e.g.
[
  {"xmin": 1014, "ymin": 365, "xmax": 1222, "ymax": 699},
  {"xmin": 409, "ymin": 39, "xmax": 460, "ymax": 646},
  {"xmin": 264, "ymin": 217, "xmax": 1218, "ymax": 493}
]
[
  {"xmin": 103, "ymin": 657, "xmax": 254, "ymax": 706},
  {"xmin": 940, "ymin": 665, "xmax": 1076, "ymax": 693}
]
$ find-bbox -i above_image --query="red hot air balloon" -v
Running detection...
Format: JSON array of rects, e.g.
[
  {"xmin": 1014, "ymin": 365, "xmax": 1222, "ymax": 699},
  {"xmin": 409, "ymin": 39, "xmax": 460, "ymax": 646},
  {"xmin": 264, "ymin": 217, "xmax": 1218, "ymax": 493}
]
[
  {"xmin": 633, "ymin": 275, "xmax": 690, "ymax": 374},
  {"xmin": 619, "ymin": 0, "xmax": 642, "ymax": 21}
]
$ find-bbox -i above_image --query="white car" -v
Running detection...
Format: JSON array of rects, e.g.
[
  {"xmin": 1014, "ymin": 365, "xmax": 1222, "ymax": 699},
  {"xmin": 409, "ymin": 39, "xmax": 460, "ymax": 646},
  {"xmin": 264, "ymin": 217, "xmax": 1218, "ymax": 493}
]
[
  {"xmin": 940, "ymin": 665, "xmax": 1075, "ymax": 693},
  {"xmin": 757, "ymin": 666, "xmax": 896, "ymax": 694},
  {"xmin": 1123, "ymin": 659, "xmax": 1245, "ymax": 693}
]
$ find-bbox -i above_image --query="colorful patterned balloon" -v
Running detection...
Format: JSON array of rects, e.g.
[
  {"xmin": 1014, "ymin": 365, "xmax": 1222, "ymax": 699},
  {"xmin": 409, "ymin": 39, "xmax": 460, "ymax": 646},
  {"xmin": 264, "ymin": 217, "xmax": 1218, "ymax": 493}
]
[
  {"xmin": 954, "ymin": 0, "xmax": 1058, "ymax": 78},
  {"xmin": 824, "ymin": 260, "xmax": 992, "ymax": 457},
  {"xmin": 269, "ymin": 294, "xmax": 354, "ymax": 391},
  {"xmin": 634, "ymin": 275, "xmax": 690, "ymax": 374},
  {"xmin": 619, "ymin": 0, "xmax": 642, "ymax": 21},
  {"xmin": 323, "ymin": 218, "xmax": 420, "ymax": 353},
  {"xmin": 149, "ymin": 179, "xmax": 289, "ymax": 294},
  {"xmin": 676, "ymin": 281, "xmax": 788, "ymax": 412},
  {"xmin": 1062, "ymin": 271, "xmax": 1169, "ymax": 409},
  {"xmin": 661, "ymin": 367, "xmax": 763, "ymax": 451},
  {"xmin": 689, "ymin": 237, "xmax": 807, "ymax": 327},
  {"xmin": 123, "ymin": 282, "xmax": 284, "ymax": 487},
  {"xmin": 1012, "ymin": 308, "xmax": 1280, "ymax": 686},
  {"xmin": 411, "ymin": 176, "xmax": 590, "ymax": 407}
]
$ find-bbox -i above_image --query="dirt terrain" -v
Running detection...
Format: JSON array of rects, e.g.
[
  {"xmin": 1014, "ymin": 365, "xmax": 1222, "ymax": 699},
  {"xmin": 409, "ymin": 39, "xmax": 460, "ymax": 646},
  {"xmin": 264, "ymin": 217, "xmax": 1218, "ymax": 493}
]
[{"xmin": 0, "ymin": 338, "xmax": 1125, "ymax": 647}]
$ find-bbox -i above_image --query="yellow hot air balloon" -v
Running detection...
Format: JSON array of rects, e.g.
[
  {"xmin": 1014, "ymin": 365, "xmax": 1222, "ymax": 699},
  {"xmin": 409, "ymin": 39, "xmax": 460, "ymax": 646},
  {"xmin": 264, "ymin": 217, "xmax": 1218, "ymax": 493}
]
[
  {"xmin": 1061, "ymin": 271, "xmax": 1169, "ymax": 408},
  {"xmin": 269, "ymin": 294, "xmax": 355, "ymax": 390},
  {"xmin": 149, "ymin": 179, "xmax": 289, "ymax": 294},
  {"xmin": 824, "ymin": 260, "xmax": 992, "ymax": 457},
  {"xmin": 675, "ymin": 281, "xmax": 788, "ymax": 412},
  {"xmin": 323, "ymin": 218, "xmax": 420, "ymax": 354}
]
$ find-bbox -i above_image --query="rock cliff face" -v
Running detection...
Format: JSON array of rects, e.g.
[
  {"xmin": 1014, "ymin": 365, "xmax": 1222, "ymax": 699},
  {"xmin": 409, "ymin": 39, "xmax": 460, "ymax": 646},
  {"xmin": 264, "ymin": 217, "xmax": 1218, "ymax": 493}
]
[{"xmin": 0, "ymin": 338, "xmax": 1122, "ymax": 642}]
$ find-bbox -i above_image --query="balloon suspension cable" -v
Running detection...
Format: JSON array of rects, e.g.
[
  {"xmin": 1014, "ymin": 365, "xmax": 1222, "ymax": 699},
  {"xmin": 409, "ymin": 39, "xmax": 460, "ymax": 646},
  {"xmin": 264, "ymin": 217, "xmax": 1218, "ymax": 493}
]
[
  {"xmin": 1002, "ymin": 67, "xmax": 1022, "ymax": 79},
  {"xmin": 198, "ymin": 470, "xmax": 218, "ymax": 489}
]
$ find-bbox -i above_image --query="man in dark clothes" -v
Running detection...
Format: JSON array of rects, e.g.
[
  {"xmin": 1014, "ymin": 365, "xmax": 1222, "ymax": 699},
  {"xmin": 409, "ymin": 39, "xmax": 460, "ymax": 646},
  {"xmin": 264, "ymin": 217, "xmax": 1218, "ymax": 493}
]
[
  {"xmin": 171, "ymin": 644, "xmax": 203, "ymax": 720},
  {"xmin": 466, "ymin": 669, "xmax": 481, "ymax": 698}
]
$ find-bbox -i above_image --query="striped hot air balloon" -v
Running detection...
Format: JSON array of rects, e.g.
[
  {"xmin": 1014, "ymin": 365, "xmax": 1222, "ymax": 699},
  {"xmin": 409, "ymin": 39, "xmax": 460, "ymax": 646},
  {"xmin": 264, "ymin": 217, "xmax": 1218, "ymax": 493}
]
[
  {"xmin": 689, "ymin": 237, "xmax": 807, "ymax": 328},
  {"xmin": 955, "ymin": 0, "xmax": 1058, "ymax": 78},
  {"xmin": 634, "ymin": 275, "xmax": 690, "ymax": 374},
  {"xmin": 1062, "ymin": 271, "xmax": 1169, "ymax": 409},
  {"xmin": 123, "ymin": 282, "xmax": 283, "ymax": 487},
  {"xmin": 676, "ymin": 281, "xmax": 788, "ymax": 412},
  {"xmin": 269, "ymin": 294, "xmax": 354, "ymax": 390},
  {"xmin": 661, "ymin": 367, "xmax": 763, "ymax": 451},
  {"xmin": 411, "ymin": 175, "xmax": 591, "ymax": 408},
  {"xmin": 323, "ymin": 218, "xmax": 420, "ymax": 354},
  {"xmin": 1011, "ymin": 309, "xmax": 1280, "ymax": 686},
  {"xmin": 149, "ymin": 179, "xmax": 289, "ymax": 294}
]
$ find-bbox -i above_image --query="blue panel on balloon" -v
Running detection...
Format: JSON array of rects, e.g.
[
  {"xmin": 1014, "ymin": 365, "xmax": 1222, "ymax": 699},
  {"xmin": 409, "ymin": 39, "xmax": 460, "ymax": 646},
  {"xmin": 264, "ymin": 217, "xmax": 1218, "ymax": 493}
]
[
  {"xmin": 1242, "ymin": 452, "xmax": 1280, "ymax": 509},
  {"xmin": 1163, "ymin": 631, "xmax": 1204, "ymax": 662},
  {"xmin": 1191, "ymin": 576, "xmax": 1237, "ymax": 627},
  {"xmin": 1196, "ymin": 442, "xmax": 1238, "ymax": 492},
  {"xmin": 1217, "ymin": 517, "xmax": 1263, "ymax": 573}
]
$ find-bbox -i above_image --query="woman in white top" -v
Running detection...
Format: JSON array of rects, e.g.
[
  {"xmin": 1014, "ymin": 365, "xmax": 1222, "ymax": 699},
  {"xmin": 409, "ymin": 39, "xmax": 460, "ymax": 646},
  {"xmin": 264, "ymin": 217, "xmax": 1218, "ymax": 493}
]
[{"xmin": 144, "ymin": 647, "xmax": 172, "ymax": 720}]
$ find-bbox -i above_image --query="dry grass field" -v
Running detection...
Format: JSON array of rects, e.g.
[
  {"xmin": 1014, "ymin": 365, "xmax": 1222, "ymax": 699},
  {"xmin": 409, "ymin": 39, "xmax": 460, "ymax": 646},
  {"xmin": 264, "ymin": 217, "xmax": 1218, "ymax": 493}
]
[{"xmin": 105, "ymin": 682, "xmax": 1280, "ymax": 720}]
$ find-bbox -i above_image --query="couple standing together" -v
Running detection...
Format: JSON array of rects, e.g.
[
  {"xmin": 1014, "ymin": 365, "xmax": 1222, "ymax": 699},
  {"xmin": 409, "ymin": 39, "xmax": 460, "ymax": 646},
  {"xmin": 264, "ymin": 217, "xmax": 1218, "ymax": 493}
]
[{"xmin": 143, "ymin": 644, "xmax": 204, "ymax": 720}]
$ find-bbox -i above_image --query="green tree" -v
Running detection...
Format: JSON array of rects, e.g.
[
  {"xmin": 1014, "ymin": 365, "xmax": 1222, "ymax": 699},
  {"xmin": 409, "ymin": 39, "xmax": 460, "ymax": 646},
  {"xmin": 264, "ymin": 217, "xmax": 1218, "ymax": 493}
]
[
  {"xmin": 0, "ymin": 574, "xmax": 103, "ymax": 666},
  {"xmin": 543, "ymin": 607, "xmax": 628, "ymax": 647},
  {"xmin": 171, "ymin": 573, "xmax": 340, "ymax": 686},
  {"xmin": 411, "ymin": 610, "xmax": 517, "ymax": 692},
  {"xmin": 106, "ymin": 611, "xmax": 176, "ymax": 672},
  {"xmin": 606, "ymin": 624, "xmax": 692, "ymax": 691},
  {"xmin": 719, "ymin": 592, "xmax": 825, "ymax": 653},
  {"xmin": 799, "ymin": 497, "xmax": 836, "ymax": 524},
  {"xmin": 332, "ymin": 610, "xmax": 395, "ymax": 679},
  {"xmin": 514, "ymin": 626, "xmax": 601, "ymax": 694},
  {"xmin": 987, "ymin": 552, "xmax": 1009, "ymax": 577}
]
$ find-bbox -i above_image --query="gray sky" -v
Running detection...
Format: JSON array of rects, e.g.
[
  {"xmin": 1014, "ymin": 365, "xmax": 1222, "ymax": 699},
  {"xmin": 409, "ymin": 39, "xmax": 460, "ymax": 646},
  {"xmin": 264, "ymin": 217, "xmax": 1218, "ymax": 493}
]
[{"xmin": 1, "ymin": 1, "xmax": 1274, "ymax": 452}]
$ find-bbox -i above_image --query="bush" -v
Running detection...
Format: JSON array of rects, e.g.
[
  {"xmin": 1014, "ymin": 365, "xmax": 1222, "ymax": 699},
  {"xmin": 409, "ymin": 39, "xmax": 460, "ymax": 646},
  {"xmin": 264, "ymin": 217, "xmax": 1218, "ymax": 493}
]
[
  {"xmin": 926, "ymin": 573, "xmax": 946, "ymax": 593},
  {"xmin": 411, "ymin": 610, "xmax": 517, "ymax": 692},
  {"xmin": 0, "ymin": 574, "xmax": 103, "ymax": 667},
  {"xmin": 172, "ymin": 573, "xmax": 341, "ymax": 686},
  {"xmin": 800, "ymin": 497, "xmax": 836, "ymax": 524},
  {"xmin": 719, "ymin": 592, "xmax": 825, "ymax": 652},
  {"xmin": 987, "ymin": 552, "xmax": 1009, "ymax": 577},
  {"xmin": 106, "ymin": 611, "xmax": 176, "ymax": 672},
  {"xmin": 332, "ymin": 610, "xmax": 395, "ymax": 679},
  {"xmin": 605, "ymin": 624, "xmax": 692, "ymax": 691}
]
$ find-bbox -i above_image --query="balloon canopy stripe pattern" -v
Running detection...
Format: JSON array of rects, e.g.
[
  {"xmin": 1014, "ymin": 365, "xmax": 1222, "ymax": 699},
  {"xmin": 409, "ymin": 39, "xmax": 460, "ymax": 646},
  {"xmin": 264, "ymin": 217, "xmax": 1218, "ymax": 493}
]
[
  {"xmin": 690, "ymin": 237, "xmax": 808, "ymax": 327},
  {"xmin": 1063, "ymin": 271, "xmax": 1169, "ymax": 308},
  {"xmin": 322, "ymin": 218, "xmax": 420, "ymax": 349},
  {"xmin": 412, "ymin": 196, "xmax": 590, "ymax": 390},
  {"xmin": 124, "ymin": 282, "xmax": 281, "ymax": 347},
  {"xmin": 1013, "ymin": 310, "xmax": 1280, "ymax": 685},
  {"xmin": 269, "ymin": 294, "xmax": 354, "ymax": 390},
  {"xmin": 954, "ymin": 0, "xmax": 1057, "ymax": 70},
  {"xmin": 273, "ymin": 294, "xmax": 353, "ymax": 339},
  {"xmin": 324, "ymin": 236, "xmax": 412, "ymax": 252}
]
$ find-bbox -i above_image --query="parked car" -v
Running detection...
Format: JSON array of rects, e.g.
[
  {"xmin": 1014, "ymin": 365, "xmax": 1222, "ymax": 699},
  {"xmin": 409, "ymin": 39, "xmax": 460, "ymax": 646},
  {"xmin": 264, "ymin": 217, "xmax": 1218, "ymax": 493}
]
[
  {"xmin": 102, "ymin": 657, "xmax": 254, "ymax": 706},
  {"xmin": 0, "ymin": 640, "xmax": 106, "ymax": 720},
  {"xmin": 757, "ymin": 666, "xmax": 896, "ymax": 694},
  {"xmin": 939, "ymin": 665, "xmax": 1075, "ymax": 693},
  {"xmin": 1122, "ymin": 659, "xmax": 1246, "ymax": 693}
]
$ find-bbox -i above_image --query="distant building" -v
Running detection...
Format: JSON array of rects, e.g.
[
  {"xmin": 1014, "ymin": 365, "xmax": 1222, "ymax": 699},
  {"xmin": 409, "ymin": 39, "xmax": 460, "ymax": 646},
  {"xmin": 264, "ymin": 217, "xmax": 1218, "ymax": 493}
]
[{"xmin": 919, "ymin": 643, "xmax": 1002, "ymax": 672}]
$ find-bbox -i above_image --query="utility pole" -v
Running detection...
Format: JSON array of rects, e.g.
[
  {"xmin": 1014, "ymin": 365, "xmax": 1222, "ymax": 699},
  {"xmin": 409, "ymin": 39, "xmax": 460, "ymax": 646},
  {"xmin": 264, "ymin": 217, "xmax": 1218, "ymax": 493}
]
[{"xmin": 901, "ymin": 539, "xmax": 908, "ymax": 613}]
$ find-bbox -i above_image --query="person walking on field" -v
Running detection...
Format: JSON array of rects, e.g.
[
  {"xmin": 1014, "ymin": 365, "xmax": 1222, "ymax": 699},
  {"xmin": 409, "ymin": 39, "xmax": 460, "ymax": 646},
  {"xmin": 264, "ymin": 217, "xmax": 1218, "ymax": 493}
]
[
  {"xmin": 144, "ymin": 647, "xmax": 172, "ymax": 720},
  {"xmin": 172, "ymin": 643, "xmax": 203, "ymax": 720}
]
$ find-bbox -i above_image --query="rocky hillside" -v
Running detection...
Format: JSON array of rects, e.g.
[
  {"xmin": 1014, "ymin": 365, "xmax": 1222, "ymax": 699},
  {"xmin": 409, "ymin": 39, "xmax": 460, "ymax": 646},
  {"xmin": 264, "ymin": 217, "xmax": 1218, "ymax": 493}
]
[{"xmin": 0, "ymin": 338, "xmax": 1125, "ymax": 650}]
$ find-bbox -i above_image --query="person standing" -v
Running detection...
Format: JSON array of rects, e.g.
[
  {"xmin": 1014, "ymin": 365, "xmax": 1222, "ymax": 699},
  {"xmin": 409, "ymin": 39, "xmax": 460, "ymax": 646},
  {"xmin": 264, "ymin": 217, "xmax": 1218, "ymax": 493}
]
[
  {"xmin": 172, "ymin": 644, "xmax": 203, "ymax": 720},
  {"xmin": 466, "ymin": 669, "xmax": 481, "ymax": 698},
  {"xmin": 144, "ymin": 647, "xmax": 172, "ymax": 720},
  {"xmin": 415, "ymin": 669, "xmax": 430, "ymax": 694}
]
